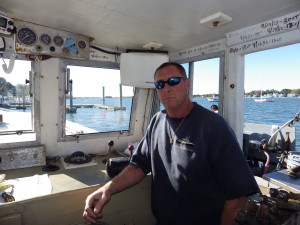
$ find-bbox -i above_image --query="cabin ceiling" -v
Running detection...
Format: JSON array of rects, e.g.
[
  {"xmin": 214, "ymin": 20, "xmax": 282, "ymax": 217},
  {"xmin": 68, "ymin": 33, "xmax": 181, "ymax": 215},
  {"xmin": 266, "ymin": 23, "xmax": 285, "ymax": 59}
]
[{"xmin": 1, "ymin": 0, "xmax": 300, "ymax": 53}]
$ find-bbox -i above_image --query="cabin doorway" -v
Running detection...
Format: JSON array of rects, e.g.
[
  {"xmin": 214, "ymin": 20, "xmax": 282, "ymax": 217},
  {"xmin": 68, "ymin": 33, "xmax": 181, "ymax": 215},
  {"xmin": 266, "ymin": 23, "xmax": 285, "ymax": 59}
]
[
  {"xmin": 244, "ymin": 43, "xmax": 300, "ymax": 149},
  {"xmin": 244, "ymin": 43, "xmax": 300, "ymax": 173}
]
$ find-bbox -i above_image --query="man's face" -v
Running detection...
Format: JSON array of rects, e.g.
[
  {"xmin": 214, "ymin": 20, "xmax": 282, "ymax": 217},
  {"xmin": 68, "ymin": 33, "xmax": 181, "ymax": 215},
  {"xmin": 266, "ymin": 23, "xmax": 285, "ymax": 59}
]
[{"xmin": 155, "ymin": 65, "xmax": 190, "ymax": 110}]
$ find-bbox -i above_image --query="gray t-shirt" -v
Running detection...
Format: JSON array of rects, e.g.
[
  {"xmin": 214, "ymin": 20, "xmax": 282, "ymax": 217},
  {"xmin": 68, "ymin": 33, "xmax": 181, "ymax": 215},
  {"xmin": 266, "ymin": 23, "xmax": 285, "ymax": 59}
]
[{"xmin": 130, "ymin": 103, "xmax": 259, "ymax": 225}]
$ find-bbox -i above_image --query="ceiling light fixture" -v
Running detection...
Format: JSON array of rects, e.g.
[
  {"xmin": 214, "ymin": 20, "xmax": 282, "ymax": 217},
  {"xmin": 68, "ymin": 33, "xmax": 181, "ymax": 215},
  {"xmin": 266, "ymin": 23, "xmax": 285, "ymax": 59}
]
[
  {"xmin": 200, "ymin": 12, "xmax": 232, "ymax": 29},
  {"xmin": 143, "ymin": 42, "xmax": 163, "ymax": 50}
]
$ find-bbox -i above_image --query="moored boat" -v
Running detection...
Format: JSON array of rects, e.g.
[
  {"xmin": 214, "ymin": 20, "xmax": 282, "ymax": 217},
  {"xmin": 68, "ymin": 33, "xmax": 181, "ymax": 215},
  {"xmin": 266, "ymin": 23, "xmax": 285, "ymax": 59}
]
[{"xmin": 254, "ymin": 98, "xmax": 274, "ymax": 102}]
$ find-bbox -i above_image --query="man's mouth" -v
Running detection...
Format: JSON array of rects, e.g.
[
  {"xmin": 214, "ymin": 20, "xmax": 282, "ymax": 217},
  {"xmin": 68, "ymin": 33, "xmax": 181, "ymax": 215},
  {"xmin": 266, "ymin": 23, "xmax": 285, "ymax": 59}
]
[{"xmin": 163, "ymin": 96, "xmax": 175, "ymax": 102}]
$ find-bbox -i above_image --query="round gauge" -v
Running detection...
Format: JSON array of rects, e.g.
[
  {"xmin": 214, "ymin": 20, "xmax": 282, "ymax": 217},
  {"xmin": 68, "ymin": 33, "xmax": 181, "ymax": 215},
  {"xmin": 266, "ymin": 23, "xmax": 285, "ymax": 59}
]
[
  {"xmin": 40, "ymin": 34, "xmax": 51, "ymax": 45},
  {"xmin": 17, "ymin": 27, "xmax": 37, "ymax": 46},
  {"xmin": 78, "ymin": 40, "xmax": 87, "ymax": 49},
  {"xmin": 54, "ymin": 36, "xmax": 64, "ymax": 46}
]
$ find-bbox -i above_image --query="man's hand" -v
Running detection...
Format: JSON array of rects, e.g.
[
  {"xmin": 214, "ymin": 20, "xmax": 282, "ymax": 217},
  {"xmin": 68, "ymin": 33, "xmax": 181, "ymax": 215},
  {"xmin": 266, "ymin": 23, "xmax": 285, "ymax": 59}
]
[
  {"xmin": 82, "ymin": 165, "xmax": 145, "ymax": 223},
  {"xmin": 221, "ymin": 196, "xmax": 248, "ymax": 225},
  {"xmin": 83, "ymin": 186, "xmax": 111, "ymax": 223}
]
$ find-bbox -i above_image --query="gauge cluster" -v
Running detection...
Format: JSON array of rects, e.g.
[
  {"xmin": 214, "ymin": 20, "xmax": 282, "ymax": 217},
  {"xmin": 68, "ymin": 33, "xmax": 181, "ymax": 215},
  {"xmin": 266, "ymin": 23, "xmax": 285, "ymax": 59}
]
[{"xmin": 14, "ymin": 19, "xmax": 91, "ymax": 60}]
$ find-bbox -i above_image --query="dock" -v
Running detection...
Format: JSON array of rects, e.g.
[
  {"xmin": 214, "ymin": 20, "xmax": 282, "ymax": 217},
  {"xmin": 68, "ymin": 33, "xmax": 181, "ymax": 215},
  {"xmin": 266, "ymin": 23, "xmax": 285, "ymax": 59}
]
[
  {"xmin": 69, "ymin": 104, "xmax": 126, "ymax": 111},
  {"xmin": 65, "ymin": 120, "xmax": 98, "ymax": 135},
  {"xmin": 1, "ymin": 103, "xmax": 125, "ymax": 111},
  {"xmin": 0, "ymin": 103, "xmax": 32, "ymax": 109}
]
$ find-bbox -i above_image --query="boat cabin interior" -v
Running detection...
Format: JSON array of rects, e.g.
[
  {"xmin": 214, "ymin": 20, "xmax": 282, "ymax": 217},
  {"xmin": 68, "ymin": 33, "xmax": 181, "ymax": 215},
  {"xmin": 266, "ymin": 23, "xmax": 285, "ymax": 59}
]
[{"xmin": 0, "ymin": 0, "xmax": 300, "ymax": 224}]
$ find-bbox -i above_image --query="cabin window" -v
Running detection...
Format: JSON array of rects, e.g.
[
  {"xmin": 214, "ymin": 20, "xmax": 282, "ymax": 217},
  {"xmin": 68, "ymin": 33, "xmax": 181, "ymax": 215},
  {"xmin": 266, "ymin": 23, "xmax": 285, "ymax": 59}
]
[
  {"xmin": 0, "ymin": 59, "xmax": 36, "ymax": 143},
  {"xmin": 169, "ymin": 52, "xmax": 224, "ymax": 115},
  {"xmin": 192, "ymin": 58, "xmax": 220, "ymax": 111},
  {"xmin": 63, "ymin": 64, "xmax": 134, "ymax": 136}
]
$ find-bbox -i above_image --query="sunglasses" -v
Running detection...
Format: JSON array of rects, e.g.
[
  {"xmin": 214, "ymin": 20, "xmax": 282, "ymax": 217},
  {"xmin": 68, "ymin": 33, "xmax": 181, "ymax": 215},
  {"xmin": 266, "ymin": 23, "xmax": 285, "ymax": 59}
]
[{"xmin": 155, "ymin": 77, "xmax": 186, "ymax": 89}]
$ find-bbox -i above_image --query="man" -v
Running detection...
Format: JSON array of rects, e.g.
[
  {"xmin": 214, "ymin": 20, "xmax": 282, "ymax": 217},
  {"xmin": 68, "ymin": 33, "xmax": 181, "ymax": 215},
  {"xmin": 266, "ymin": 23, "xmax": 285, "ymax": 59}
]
[
  {"xmin": 211, "ymin": 104, "xmax": 219, "ymax": 113},
  {"xmin": 83, "ymin": 62, "xmax": 259, "ymax": 225}
]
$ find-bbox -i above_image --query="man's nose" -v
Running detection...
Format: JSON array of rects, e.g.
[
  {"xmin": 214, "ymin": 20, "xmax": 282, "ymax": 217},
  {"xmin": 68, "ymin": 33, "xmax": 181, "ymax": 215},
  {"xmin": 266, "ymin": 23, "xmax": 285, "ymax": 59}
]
[{"xmin": 162, "ymin": 83, "xmax": 172, "ymax": 91}]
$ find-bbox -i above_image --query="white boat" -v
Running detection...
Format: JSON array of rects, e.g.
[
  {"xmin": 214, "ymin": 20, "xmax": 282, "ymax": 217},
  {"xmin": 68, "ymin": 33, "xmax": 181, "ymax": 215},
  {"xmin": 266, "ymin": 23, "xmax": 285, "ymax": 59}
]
[
  {"xmin": 254, "ymin": 98, "xmax": 274, "ymax": 102},
  {"xmin": 207, "ymin": 97, "xmax": 219, "ymax": 102},
  {"xmin": 254, "ymin": 88, "xmax": 273, "ymax": 102},
  {"xmin": 207, "ymin": 94, "xmax": 219, "ymax": 102},
  {"xmin": 0, "ymin": 1, "xmax": 299, "ymax": 224}
]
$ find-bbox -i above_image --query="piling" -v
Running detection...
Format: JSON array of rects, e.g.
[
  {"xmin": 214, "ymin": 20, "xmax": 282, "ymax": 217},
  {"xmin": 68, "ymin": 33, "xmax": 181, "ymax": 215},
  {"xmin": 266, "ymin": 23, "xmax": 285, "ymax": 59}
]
[
  {"xmin": 119, "ymin": 83, "xmax": 123, "ymax": 107},
  {"xmin": 102, "ymin": 86, "xmax": 105, "ymax": 105}
]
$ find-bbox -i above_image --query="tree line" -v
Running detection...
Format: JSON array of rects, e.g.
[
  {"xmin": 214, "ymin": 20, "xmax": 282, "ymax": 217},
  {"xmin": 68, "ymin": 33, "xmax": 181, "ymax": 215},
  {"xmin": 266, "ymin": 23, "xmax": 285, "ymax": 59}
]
[
  {"xmin": 193, "ymin": 88, "xmax": 300, "ymax": 98},
  {"xmin": 0, "ymin": 77, "xmax": 29, "ymax": 97},
  {"xmin": 245, "ymin": 89, "xmax": 300, "ymax": 96}
]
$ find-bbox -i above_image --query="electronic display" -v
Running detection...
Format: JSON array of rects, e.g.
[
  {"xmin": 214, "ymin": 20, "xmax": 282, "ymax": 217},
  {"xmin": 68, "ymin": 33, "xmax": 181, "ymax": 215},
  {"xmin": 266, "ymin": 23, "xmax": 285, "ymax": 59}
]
[{"xmin": 0, "ymin": 16, "xmax": 7, "ymax": 28}]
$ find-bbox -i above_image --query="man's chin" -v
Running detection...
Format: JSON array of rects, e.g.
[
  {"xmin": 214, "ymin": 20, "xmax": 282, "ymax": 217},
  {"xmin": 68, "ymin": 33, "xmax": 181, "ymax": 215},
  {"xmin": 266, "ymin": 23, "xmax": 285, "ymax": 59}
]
[{"xmin": 163, "ymin": 101, "xmax": 178, "ymax": 109}]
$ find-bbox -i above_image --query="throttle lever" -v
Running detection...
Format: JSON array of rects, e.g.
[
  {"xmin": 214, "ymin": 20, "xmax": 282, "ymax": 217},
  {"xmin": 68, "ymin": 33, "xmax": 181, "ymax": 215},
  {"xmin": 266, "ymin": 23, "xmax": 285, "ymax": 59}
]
[
  {"xmin": 102, "ymin": 140, "xmax": 114, "ymax": 164},
  {"xmin": 128, "ymin": 145, "xmax": 134, "ymax": 160}
]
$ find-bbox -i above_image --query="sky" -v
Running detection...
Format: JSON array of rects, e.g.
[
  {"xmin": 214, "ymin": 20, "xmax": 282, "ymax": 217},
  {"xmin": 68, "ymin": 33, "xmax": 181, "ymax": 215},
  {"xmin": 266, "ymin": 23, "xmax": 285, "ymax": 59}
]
[
  {"xmin": 190, "ymin": 42, "xmax": 300, "ymax": 95},
  {"xmin": 244, "ymin": 43, "xmax": 300, "ymax": 93},
  {"xmin": 1, "ymin": 42, "xmax": 300, "ymax": 97}
]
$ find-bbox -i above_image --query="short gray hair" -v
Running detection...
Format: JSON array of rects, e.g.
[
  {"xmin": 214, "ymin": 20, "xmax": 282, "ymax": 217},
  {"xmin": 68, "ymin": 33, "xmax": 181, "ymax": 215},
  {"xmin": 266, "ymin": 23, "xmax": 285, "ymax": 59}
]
[{"xmin": 154, "ymin": 62, "xmax": 187, "ymax": 78}]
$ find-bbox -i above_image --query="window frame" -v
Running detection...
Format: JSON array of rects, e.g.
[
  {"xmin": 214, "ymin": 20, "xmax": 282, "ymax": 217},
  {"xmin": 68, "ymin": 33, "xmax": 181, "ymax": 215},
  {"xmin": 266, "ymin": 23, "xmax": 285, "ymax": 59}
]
[
  {"xmin": 175, "ymin": 51, "xmax": 225, "ymax": 116},
  {"xmin": 58, "ymin": 59, "xmax": 137, "ymax": 142},
  {"xmin": 0, "ymin": 55, "xmax": 40, "ymax": 148}
]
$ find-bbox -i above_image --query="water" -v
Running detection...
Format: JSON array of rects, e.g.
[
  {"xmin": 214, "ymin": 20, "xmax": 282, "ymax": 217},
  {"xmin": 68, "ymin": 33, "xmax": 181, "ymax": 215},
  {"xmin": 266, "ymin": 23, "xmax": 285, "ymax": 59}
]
[
  {"xmin": 15, "ymin": 97, "xmax": 300, "ymax": 149},
  {"xmin": 193, "ymin": 97, "xmax": 300, "ymax": 150},
  {"xmin": 66, "ymin": 97, "xmax": 133, "ymax": 132}
]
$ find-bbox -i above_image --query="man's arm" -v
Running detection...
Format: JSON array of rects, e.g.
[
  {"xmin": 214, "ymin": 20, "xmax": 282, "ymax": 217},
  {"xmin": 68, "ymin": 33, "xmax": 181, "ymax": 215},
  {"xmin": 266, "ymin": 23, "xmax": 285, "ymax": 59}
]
[
  {"xmin": 83, "ymin": 165, "xmax": 145, "ymax": 223},
  {"xmin": 220, "ymin": 196, "xmax": 248, "ymax": 225}
]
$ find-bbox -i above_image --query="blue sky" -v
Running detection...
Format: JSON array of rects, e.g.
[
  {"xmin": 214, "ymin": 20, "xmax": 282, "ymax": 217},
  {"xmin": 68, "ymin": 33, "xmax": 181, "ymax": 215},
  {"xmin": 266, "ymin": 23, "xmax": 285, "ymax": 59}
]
[
  {"xmin": 244, "ymin": 43, "xmax": 300, "ymax": 92},
  {"xmin": 189, "ymin": 43, "xmax": 300, "ymax": 95}
]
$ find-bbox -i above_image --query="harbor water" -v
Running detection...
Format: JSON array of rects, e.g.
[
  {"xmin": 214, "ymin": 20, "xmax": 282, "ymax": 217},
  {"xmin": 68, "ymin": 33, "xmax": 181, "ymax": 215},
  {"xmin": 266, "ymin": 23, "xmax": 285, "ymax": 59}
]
[
  {"xmin": 66, "ymin": 97, "xmax": 133, "ymax": 132},
  {"xmin": 11, "ymin": 97, "xmax": 300, "ymax": 149},
  {"xmin": 200, "ymin": 97, "xmax": 300, "ymax": 150},
  {"xmin": 202, "ymin": 97, "xmax": 300, "ymax": 150}
]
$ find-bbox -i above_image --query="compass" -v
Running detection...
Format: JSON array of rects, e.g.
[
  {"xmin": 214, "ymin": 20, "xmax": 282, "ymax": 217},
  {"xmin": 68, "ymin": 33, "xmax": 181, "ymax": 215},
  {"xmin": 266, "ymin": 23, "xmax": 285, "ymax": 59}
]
[{"xmin": 17, "ymin": 27, "xmax": 37, "ymax": 46}]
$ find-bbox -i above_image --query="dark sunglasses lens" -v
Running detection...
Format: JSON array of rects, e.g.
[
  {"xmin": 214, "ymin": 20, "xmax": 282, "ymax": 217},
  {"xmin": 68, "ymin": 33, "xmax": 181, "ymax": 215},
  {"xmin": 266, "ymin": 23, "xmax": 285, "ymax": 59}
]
[
  {"xmin": 168, "ymin": 77, "xmax": 181, "ymax": 86},
  {"xmin": 155, "ymin": 81, "xmax": 164, "ymax": 89},
  {"xmin": 155, "ymin": 77, "xmax": 183, "ymax": 89}
]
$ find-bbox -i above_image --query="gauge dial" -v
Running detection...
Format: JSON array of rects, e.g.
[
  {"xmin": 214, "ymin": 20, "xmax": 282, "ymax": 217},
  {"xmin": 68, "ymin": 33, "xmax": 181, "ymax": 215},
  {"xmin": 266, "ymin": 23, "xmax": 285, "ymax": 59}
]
[
  {"xmin": 40, "ymin": 34, "xmax": 51, "ymax": 45},
  {"xmin": 17, "ymin": 27, "xmax": 37, "ymax": 46},
  {"xmin": 78, "ymin": 40, "xmax": 87, "ymax": 49},
  {"xmin": 54, "ymin": 36, "xmax": 64, "ymax": 46}
]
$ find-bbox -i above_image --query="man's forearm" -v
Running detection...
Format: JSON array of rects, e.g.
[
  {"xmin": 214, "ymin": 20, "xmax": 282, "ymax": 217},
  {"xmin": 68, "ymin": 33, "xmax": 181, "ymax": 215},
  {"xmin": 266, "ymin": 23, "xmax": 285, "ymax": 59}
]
[
  {"xmin": 105, "ymin": 165, "xmax": 145, "ymax": 195},
  {"xmin": 220, "ymin": 196, "xmax": 248, "ymax": 225}
]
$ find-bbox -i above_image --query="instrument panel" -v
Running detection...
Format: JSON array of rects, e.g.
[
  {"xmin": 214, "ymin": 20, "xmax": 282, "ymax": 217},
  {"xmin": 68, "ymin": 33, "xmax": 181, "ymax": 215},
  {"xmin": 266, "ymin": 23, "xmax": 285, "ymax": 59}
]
[
  {"xmin": 14, "ymin": 19, "xmax": 91, "ymax": 60},
  {"xmin": 0, "ymin": 14, "xmax": 14, "ymax": 36}
]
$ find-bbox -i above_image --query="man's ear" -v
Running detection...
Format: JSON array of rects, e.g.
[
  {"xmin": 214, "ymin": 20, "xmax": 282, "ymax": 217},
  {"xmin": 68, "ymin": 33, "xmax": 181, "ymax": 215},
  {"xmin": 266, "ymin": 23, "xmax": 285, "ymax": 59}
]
[{"xmin": 185, "ymin": 78, "xmax": 191, "ymax": 91}]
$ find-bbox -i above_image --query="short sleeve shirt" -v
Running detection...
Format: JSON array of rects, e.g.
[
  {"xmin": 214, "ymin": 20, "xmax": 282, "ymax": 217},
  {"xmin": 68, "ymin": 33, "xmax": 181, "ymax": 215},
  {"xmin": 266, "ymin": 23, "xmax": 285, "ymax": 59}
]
[{"xmin": 130, "ymin": 103, "xmax": 259, "ymax": 225}]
